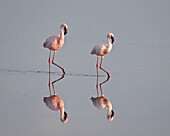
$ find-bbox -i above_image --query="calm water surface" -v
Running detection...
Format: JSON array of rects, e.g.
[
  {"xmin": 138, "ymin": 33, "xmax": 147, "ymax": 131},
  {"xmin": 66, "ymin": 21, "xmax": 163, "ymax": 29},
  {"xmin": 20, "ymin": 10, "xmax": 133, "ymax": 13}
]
[{"xmin": 0, "ymin": 0, "xmax": 170, "ymax": 136}]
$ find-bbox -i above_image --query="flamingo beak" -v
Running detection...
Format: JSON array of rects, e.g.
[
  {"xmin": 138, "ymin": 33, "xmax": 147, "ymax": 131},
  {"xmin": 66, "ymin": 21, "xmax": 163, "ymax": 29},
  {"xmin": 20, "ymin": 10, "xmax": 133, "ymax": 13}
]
[
  {"xmin": 43, "ymin": 42, "xmax": 46, "ymax": 48},
  {"xmin": 64, "ymin": 27, "xmax": 68, "ymax": 35},
  {"xmin": 111, "ymin": 35, "xmax": 114, "ymax": 44},
  {"xmin": 64, "ymin": 111, "xmax": 68, "ymax": 120},
  {"xmin": 111, "ymin": 110, "xmax": 114, "ymax": 118}
]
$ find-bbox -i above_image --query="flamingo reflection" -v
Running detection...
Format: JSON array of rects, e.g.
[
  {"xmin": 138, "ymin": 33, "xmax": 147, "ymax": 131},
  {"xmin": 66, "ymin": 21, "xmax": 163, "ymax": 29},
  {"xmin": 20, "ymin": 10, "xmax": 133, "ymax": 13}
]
[
  {"xmin": 43, "ymin": 74, "xmax": 68, "ymax": 123},
  {"xmin": 91, "ymin": 75, "xmax": 114, "ymax": 121}
]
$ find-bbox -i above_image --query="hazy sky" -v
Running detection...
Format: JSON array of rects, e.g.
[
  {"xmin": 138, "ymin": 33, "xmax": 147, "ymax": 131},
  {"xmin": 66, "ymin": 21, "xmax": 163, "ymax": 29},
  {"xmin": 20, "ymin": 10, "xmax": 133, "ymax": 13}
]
[
  {"xmin": 0, "ymin": 0, "xmax": 170, "ymax": 68},
  {"xmin": 0, "ymin": 0, "xmax": 169, "ymax": 44}
]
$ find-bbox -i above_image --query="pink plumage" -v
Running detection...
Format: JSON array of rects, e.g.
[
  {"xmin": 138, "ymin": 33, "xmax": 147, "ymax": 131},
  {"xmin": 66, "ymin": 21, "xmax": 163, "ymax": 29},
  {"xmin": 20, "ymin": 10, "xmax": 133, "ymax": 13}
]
[
  {"xmin": 91, "ymin": 33, "xmax": 115, "ymax": 78},
  {"xmin": 43, "ymin": 24, "xmax": 68, "ymax": 74}
]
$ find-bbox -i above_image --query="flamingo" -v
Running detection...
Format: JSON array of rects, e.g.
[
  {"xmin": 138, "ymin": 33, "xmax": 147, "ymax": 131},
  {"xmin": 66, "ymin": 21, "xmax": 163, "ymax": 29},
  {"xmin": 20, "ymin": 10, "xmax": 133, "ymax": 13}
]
[
  {"xmin": 44, "ymin": 95, "xmax": 68, "ymax": 123},
  {"xmin": 91, "ymin": 74, "xmax": 114, "ymax": 121},
  {"xmin": 43, "ymin": 73, "xmax": 68, "ymax": 123},
  {"xmin": 43, "ymin": 23, "xmax": 68, "ymax": 74},
  {"xmin": 91, "ymin": 33, "xmax": 115, "ymax": 78},
  {"xmin": 91, "ymin": 96, "xmax": 114, "ymax": 121}
]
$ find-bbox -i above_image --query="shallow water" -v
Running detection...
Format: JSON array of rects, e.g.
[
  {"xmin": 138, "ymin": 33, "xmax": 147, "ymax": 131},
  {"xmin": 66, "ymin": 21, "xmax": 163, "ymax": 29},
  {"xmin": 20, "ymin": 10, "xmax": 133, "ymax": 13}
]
[{"xmin": 0, "ymin": 0, "xmax": 170, "ymax": 136}]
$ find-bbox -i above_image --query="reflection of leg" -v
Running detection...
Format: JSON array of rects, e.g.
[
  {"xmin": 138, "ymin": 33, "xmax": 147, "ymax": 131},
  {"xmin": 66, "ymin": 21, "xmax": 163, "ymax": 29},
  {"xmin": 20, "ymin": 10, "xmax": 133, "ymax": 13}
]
[
  {"xmin": 99, "ymin": 57, "xmax": 110, "ymax": 78},
  {"xmin": 49, "ymin": 79, "xmax": 52, "ymax": 96},
  {"xmin": 49, "ymin": 50, "xmax": 52, "ymax": 96},
  {"xmin": 96, "ymin": 56, "xmax": 99, "ymax": 97},
  {"xmin": 52, "ymin": 74, "xmax": 65, "ymax": 95},
  {"xmin": 99, "ymin": 75, "xmax": 110, "ymax": 96},
  {"xmin": 96, "ymin": 71, "xmax": 99, "ymax": 97},
  {"xmin": 52, "ymin": 82, "xmax": 56, "ymax": 95},
  {"xmin": 52, "ymin": 51, "xmax": 65, "ymax": 74}
]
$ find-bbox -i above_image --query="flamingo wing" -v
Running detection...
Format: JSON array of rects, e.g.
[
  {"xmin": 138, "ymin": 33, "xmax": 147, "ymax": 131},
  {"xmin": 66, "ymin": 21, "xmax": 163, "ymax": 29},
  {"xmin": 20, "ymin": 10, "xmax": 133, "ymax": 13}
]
[
  {"xmin": 43, "ymin": 35, "xmax": 61, "ymax": 50},
  {"xmin": 91, "ymin": 43, "xmax": 108, "ymax": 56}
]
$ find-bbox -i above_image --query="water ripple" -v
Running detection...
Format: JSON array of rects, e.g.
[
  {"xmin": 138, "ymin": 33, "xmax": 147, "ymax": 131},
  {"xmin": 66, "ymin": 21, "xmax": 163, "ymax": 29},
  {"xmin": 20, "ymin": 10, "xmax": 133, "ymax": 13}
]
[{"xmin": 0, "ymin": 68, "xmax": 104, "ymax": 77}]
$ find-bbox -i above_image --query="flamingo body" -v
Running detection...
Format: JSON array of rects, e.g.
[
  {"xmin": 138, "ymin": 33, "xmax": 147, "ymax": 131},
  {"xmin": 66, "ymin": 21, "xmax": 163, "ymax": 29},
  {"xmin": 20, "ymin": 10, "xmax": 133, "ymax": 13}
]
[
  {"xmin": 91, "ymin": 96, "xmax": 111, "ymax": 110},
  {"xmin": 44, "ymin": 95, "xmax": 68, "ymax": 123},
  {"xmin": 43, "ymin": 35, "xmax": 64, "ymax": 51},
  {"xmin": 91, "ymin": 96, "xmax": 114, "ymax": 121},
  {"xmin": 44, "ymin": 95, "xmax": 64, "ymax": 111},
  {"xmin": 43, "ymin": 23, "xmax": 68, "ymax": 74},
  {"xmin": 91, "ymin": 43, "xmax": 111, "ymax": 57},
  {"xmin": 43, "ymin": 23, "xmax": 68, "ymax": 51},
  {"xmin": 90, "ymin": 33, "xmax": 115, "ymax": 77},
  {"xmin": 91, "ymin": 33, "xmax": 114, "ymax": 57}
]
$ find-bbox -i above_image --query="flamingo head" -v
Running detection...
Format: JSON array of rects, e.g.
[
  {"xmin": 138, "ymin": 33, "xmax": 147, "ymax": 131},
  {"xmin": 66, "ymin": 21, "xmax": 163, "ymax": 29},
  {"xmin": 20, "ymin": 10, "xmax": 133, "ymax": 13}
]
[
  {"xmin": 108, "ymin": 33, "xmax": 114, "ymax": 44},
  {"xmin": 107, "ymin": 109, "xmax": 114, "ymax": 121},
  {"xmin": 61, "ymin": 111, "xmax": 68, "ymax": 123},
  {"xmin": 64, "ymin": 26, "xmax": 68, "ymax": 35},
  {"xmin": 61, "ymin": 23, "xmax": 68, "ymax": 35}
]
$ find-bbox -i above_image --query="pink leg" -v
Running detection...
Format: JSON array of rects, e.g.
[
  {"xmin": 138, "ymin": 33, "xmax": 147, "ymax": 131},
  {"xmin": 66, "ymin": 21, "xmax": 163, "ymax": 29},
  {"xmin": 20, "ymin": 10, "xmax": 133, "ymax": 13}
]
[
  {"xmin": 48, "ymin": 50, "xmax": 52, "ymax": 96},
  {"xmin": 96, "ymin": 56, "xmax": 99, "ymax": 77},
  {"xmin": 96, "ymin": 69, "xmax": 99, "ymax": 97},
  {"xmin": 52, "ymin": 74, "xmax": 65, "ymax": 95},
  {"xmin": 96, "ymin": 56, "xmax": 99, "ymax": 96},
  {"xmin": 49, "ymin": 77, "xmax": 52, "ymax": 96},
  {"xmin": 99, "ymin": 57, "xmax": 110, "ymax": 79},
  {"xmin": 49, "ymin": 50, "xmax": 51, "ymax": 74},
  {"xmin": 52, "ymin": 51, "xmax": 65, "ymax": 74},
  {"xmin": 99, "ymin": 75, "xmax": 110, "ymax": 96}
]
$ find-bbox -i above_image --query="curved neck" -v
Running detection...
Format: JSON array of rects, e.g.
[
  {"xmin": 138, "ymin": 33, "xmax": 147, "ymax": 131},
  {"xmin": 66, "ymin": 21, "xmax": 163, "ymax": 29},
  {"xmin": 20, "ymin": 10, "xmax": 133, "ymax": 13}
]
[
  {"xmin": 107, "ymin": 36, "xmax": 112, "ymax": 46},
  {"xmin": 107, "ymin": 103, "xmax": 112, "ymax": 117},
  {"xmin": 60, "ymin": 107, "xmax": 65, "ymax": 122},
  {"xmin": 60, "ymin": 26, "xmax": 64, "ymax": 39},
  {"xmin": 107, "ymin": 36, "xmax": 112, "ymax": 51}
]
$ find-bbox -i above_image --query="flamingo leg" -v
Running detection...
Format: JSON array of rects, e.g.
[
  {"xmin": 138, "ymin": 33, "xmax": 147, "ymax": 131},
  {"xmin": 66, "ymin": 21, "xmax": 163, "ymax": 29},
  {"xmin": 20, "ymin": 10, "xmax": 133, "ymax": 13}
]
[
  {"xmin": 99, "ymin": 57, "xmax": 110, "ymax": 79},
  {"xmin": 52, "ymin": 51, "xmax": 66, "ymax": 74},
  {"xmin": 49, "ymin": 50, "xmax": 51, "ymax": 74},
  {"xmin": 96, "ymin": 56, "xmax": 99, "ymax": 77},
  {"xmin": 48, "ymin": 76, "xmax": 52, "ymax": 96},
  {"xmin": 52, "ymin": 74, "xmax": 65, "ymax": 95},
  {"xmin": 48, "ymin": 50, "xmax": 52, "ymax": 96},
  {"xmin": 96, "ymin": 56, "xmax": 99, "ymax": 96},
  {"xmin": 96, "ymin": 69, "xmax": 99, "ymax": 97},
  {"xmin": 99, "ymin": 75, "xmax": 110, "ymax": 96},
  {"xmin": 52, "ymin": 82, "xmax": 56, "ymax": 95}
]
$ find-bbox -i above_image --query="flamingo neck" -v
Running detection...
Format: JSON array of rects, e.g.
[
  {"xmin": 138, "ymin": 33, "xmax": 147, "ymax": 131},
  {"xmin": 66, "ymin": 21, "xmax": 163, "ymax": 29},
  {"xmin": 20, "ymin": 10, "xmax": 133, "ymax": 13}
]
[
  {"xmin": 107, "ymin": 36, "xmax": 112, "ymax": 50},
  {"xmin": 60, "ymin": 107, "xmax": 66, "ymax": 123},
  {"xmin": 108, "ymin": 36, "xmax": 112, "ymax": 45},
  {"xmin": 107, "ymin": 103, "xmax": 112, "ymax": 118},
  {"xmin": 60, "ymin": 26, "xmax": 64, "ymax": 39}
]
